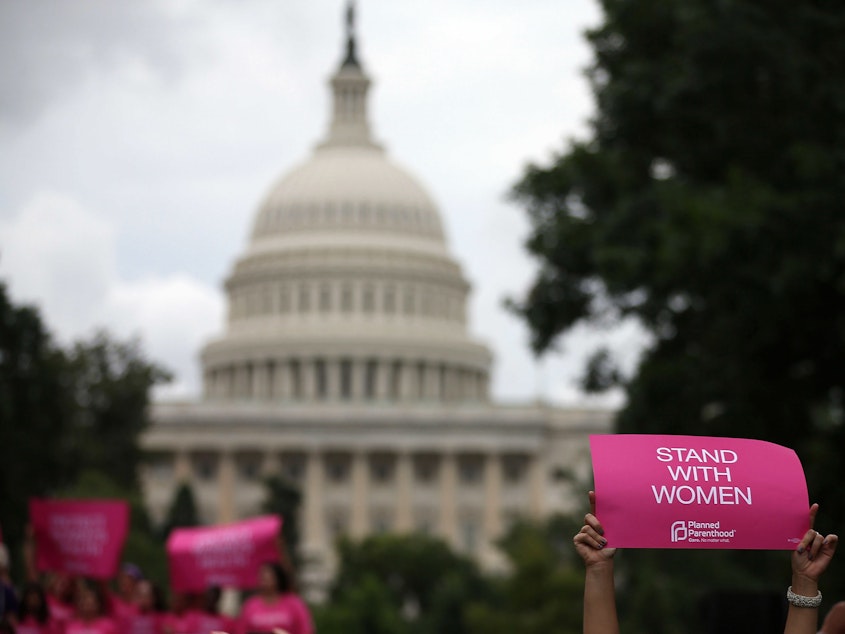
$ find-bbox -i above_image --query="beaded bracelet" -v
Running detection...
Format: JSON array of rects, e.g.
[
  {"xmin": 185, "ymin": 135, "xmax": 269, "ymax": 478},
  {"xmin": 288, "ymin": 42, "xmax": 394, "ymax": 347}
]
[{"xmin": 787, "ymin": 586, "xmax": 822, "ymax": 608}]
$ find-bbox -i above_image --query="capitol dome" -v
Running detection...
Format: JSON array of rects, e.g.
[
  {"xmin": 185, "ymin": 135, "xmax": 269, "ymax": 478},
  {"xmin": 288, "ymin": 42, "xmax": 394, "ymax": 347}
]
[{"xmin": 201, "ymin": 17, "xmax": 491, "ymax": 404}]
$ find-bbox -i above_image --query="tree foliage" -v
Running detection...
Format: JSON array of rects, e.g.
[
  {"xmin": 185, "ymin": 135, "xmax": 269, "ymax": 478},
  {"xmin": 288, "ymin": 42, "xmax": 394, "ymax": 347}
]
[
  {"xmin": 511, "ymin": 2, "xmax": 845, "ymax": 631},
  {"xmin": 316, "ymin": 533, "xmax": 492, "ymax": 634},
  {"xmin": 0, "ymin": 282, "xmax": 169, "ymax": 579},
  {"xmin": 466, "ymin": 516, "xmax": 584, "ymax": 634},
  {"xmin": 161, "ymin": 481, "xmax": 200, "ymax": 538},
  {"xmin": 261, "ymin": 475, "xmax": 302, "ymax": 569}
]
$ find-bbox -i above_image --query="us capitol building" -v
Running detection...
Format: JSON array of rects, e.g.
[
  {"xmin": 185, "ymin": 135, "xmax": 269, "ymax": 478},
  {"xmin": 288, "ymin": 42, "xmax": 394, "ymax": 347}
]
[{"xmin": 140, "ymin": 6, "xmax": 611, "ymax": 591}]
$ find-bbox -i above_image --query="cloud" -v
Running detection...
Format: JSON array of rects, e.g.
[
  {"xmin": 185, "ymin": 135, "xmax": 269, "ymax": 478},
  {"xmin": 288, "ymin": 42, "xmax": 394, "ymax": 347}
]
[
  {"xmin": 0, "ymin": 192, "xmax": 223, "ymax": 399},
  {"xmin": 0, "ymin": 0, "xmax": 198, "ymax": 126}
]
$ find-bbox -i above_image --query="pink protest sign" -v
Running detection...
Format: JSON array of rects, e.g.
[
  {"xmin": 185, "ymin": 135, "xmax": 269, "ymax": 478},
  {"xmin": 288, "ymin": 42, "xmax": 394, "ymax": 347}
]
[
  {"xmin": 166, "ymin": 515, "xmax": 282, "ymax": 592},
  {"xmin": 590, "ymin": 435, "xmax": 809, "ymax": 550},
  {"xmin": 29, "ymin": 499, "xmax": 130, "ymax": 578}
]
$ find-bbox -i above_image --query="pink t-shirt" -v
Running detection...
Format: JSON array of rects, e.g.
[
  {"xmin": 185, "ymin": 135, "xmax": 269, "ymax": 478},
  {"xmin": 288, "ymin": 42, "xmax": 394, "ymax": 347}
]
[
  {"xmin": 64, "ymin": 617, "xmax": 118, "ymax": 634},
  {"xmin": 195, "ymin": 612, "xmax": 237, "ymax": 634},
  {"xmin": 122, "ymin": 612, "xmax": 163, "ymax": 634},
  {"xmin": 47, "ymin": 595, "xmax": 75, "ymax": 627},
  {"xmin": 110, "ymin": 593, "xmax": 138, "ymax": 621},
  {"xmin": 160, "ymin": 609, "xmax": 201, "ymax": 634},
  {"xmin": 238, "ymin": 594, "xmax": 313, "ymax": 634},
  {"xmin": 16, "ymin": 616, "xmax": 60, "ymax": 634}
]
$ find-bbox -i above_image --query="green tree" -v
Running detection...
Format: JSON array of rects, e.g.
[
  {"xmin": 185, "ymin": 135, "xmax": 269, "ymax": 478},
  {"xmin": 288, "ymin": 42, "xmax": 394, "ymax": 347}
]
[
  {"xmin": 0, "ymin": 282, "xmax": 170, "ymax": 580},
  {"xmin": 64, "ymin": 332, "xmax": 170, "ymax": 490},
  {"xmin": 318, "ymin": 533, "xmax": 491, "ymax": 634},
  {"xmin": 466, "ymin": 516, "xmax": 584, "ymax": 634},
  {"xmin": 0, "ymin": 283, "xmax": 72, "ymax": 575},
  {"xmin": 161, "ymin": 481, "xmax": 199, "ymax": 538},
  {"xmin": 510, "ymin": 2, "xmax": 845, "ymax": 631},
  {"xmin": 261, "ymin": 475, "xmax": 302, "ymax": 568}
]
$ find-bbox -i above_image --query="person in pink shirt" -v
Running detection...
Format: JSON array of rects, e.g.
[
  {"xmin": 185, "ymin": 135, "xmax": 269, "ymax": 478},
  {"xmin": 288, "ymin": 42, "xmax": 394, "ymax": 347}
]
[
  {"xmin": 238, "ymin": 562, "xmax": 313, "ymax": 634},
  {"xmin": 194, "ymin": 586, "xmax": 236, "ymax": 634},
  {"xmin": 161, "ymin": 592, "xmax": 201, "ymax": 634},
  {"xmin": 110, "ymin": 563, "xmax": 144, "ymax": 622},
  {"xmin": 16, "ymin": 583, "xmax": 58, "ymax": 634},
  {"xmin": 64, "ymin": 580, "xmax": 118, "ymax": 634},
  {"xmin": 122, "ymin": 579, "xmax": 165, "ymax": 634}
]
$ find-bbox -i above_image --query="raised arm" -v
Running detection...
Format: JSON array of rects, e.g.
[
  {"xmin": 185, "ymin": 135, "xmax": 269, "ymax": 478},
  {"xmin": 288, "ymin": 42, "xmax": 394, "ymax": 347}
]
[
  {"xmin": 573, "ymin": 491, "xmax": 619, "ymax": 634},
  {"xmin": 784, "ymin": 503, "xmax": 838, "ymax": 634}
]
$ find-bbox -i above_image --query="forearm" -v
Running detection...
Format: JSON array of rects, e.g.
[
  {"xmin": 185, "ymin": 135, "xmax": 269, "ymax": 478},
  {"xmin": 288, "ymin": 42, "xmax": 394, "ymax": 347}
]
[
  {"xmin": 584, "ymin": 562, "xmax": 619, "ymax": 634},
  {"xmin": 783, "ymin": 574, "xmax": 819, "ymax": 634}
]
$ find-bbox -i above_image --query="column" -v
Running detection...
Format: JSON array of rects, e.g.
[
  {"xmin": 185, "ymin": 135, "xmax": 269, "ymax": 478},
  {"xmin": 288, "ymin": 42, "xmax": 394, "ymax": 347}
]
[
  {"xmin": 395, "ymin": 452, "xmax": 413, "ymax": 532},
  {"xmin": 277, "ymin": 360, "xmax": 292, "ymax": 400},
  {"xmin": 399, "ymin": 361, "xmax": 415, "ymax": 401},
  {"xmin": 217, "ymin": 451, "xmax": 236, "ymax": 524},
  {"xmin": 350, "ymin": 452, "xmax": 370, "ymax": 539},
  {"xmin": 529, "ymin": 456, "xmax": 545, "ymax": 519},
  {"xmin": 482, "ymin": 453, "xmax": 503, "ymax": 544},
  {"xmin": 303, "ymin": 359, "xmax": 317, "ymax": 401},
  {"xmin": 438, "ymin": 452, "xmax": 458, "ymax": 547},
  {"xmin": 303, "ymin": 450, "xmax": 326, "ymax": 553}
]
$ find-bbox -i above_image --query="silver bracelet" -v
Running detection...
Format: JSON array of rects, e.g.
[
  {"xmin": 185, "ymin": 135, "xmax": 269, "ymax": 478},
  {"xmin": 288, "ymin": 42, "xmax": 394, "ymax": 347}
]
[{"xmin": 786, "ymin": 586, "xmax": 822, "ymax": 608}]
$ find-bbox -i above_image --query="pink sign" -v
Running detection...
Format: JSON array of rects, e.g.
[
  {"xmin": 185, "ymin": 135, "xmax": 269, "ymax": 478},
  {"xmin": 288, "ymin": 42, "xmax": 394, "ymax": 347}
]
[
  {"xmin": 29, "ymin": 499, "xmax": 130, "ymax": 578},
  {"xmin": 166, "ymin": 515, "xmax": 282, "ymax": 592},
  {"xmin": 590, "ymin": 435, "xmax": 809, "ymax": 549}
]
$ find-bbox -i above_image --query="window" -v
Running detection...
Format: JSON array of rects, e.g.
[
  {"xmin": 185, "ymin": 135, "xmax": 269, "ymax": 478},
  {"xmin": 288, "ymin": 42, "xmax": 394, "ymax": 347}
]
[
  {"xmin": 403, "ymin": 287, "xmax": 415, "ymax": 315},
  {"xmin": 326, "ymin": 456, "xmax": 350, "ymax": 483},
  {"xmin": 280, "ymin": 454, "xmax": 305, "ymax": 483},
  {"xmin": 341, "ymin": 284, "xmax": 354, "ymax": 313},
  {"xmin": 238, "ymin": 456, "xmax": 261, "ymax": 482},
  {"xmin": 298, "ymin": 284, "xmax": 311, "ymax": 313},
  {"xmin": 365, "ymin": 360, "xmax": 378, "ymax": 398},
  {"xmin": 319, "ymin": 284, "xmax": 332, "ymax": 311},
  {"xmin": 279, "ymin": 286, "xmax": 291, "ymax": 313},
  {"xmin": 340, "ymin": 359, "xmax": 353, "ymax": 399},
  {"xmin": 459, "ymin": 457, "xmax": 482, "ymax": 485},
  {"xmin": 290, "ymin": 360, "xmax": 302, "ymax": 399},
  {"xmin": 389, "ymin": 361, "xmax": 402, "ymax": 399},
  {"xmin": 384, "ymin": 286, "xmax": 396, "ymax": 314},
  {"xmin": 371, "ymin": 458, "xmax": 394, "ymax": 484},
  {"xmin": 362, "ymin": 285, "xmax": 375, "ymax": 313},
  {"xmin": 504, "ymin": 456, "xmax": 528, "ymax": 484},
  {"xmin": 194, "ymin": 455, "xmax": 218, "ymax": 482},
  {"xmin": 414, "ymin": 457, "xmax": 437, "ymax": 484},
  {"xmin": 315, "ymin": 360, "xmax": 327, "ymax": 399},
  {"xmin": 148, "ymin": 454, "xmax": 173, "ymax": 481}
]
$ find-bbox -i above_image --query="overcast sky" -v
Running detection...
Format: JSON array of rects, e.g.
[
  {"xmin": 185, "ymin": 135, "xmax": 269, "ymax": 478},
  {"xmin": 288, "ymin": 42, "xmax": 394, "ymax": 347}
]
[{"xmin": 0, "ymin": 0, "xmax": 646, "ymax": 406}]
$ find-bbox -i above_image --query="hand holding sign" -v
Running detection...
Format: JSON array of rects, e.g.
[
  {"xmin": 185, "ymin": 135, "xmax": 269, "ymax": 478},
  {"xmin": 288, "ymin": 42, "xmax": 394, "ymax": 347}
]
[{"xmin": 573, "ymin": 492, "xmax": 615, "ymax": 567}]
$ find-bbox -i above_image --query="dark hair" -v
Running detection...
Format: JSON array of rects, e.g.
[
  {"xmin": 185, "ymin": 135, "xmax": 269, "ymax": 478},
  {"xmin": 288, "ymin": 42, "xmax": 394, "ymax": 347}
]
[
  {"xmin": 77, "ymin": 578, "xmax": 108, "ymax": 616},
  {"xmin": 0, "ymin": 617, "xmax": 15, "ymax": 634},
  {"xmin": 263, "ymin": 561, "xmax": 292, "ymax": 593},
  {"xmin": 19, "ymin": 582, "xmax": 49, "ymax": 623}
]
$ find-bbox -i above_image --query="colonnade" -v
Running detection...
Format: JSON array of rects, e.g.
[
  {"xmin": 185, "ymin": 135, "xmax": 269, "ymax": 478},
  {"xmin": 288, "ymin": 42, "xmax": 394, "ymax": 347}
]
[
  {"xmin": 166, "ymin": 448, "xmax": 546, "ymax": 557},
  {"xmin": 204, "ymin": 357, "xmax": 489, "ymax": 402}
]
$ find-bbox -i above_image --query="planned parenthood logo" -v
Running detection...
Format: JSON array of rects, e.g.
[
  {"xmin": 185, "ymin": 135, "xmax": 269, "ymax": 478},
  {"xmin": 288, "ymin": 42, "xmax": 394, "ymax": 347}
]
[{"xmin": 671, "ymin": 520, "xmax": 736, "ymax": 544}]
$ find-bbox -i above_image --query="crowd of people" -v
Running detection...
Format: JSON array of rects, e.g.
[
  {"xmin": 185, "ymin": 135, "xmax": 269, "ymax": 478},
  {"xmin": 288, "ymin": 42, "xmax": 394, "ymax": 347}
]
[{"xmin": 0, "ymin": 533, "xmax": 313, "ymax": 634}]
